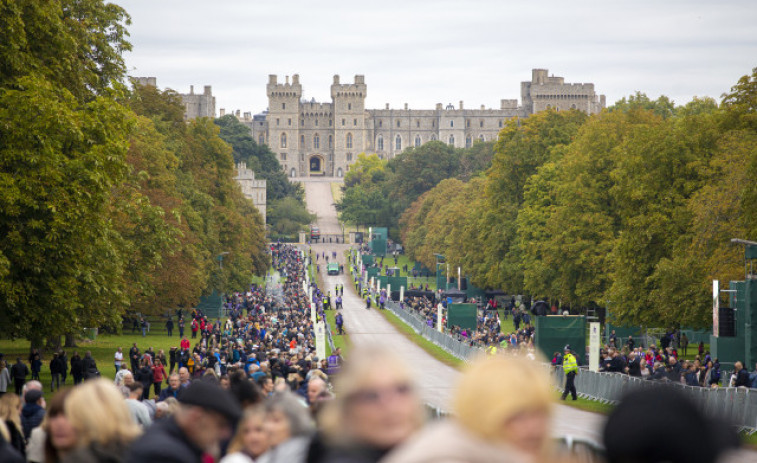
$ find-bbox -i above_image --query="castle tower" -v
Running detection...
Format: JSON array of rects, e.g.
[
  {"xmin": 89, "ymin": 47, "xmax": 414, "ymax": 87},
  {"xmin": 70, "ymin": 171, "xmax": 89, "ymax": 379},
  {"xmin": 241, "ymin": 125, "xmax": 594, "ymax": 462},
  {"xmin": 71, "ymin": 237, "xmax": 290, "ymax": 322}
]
[
  {"xmin": 266, "ymin": 74, "xmax": 302, "ymax": 176},
  {"xmin": 331, "ymin": 75, "xmax": 367, "ymax": 177}
]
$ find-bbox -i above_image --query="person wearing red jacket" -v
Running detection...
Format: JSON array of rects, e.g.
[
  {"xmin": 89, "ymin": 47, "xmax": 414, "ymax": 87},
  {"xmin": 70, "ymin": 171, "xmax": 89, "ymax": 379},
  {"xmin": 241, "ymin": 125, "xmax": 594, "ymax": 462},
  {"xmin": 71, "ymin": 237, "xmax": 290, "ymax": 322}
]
[{"xmin": 152, "ymin": 359, "xmax": 167, "ymax": 398}]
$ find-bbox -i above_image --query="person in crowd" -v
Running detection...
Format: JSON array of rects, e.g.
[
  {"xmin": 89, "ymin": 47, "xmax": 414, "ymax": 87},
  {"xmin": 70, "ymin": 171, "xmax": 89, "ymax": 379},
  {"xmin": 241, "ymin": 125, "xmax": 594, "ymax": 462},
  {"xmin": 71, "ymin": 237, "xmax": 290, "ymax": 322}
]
[
  {"xmin": 30, "ymin": 354, "xmax": 42, "ymax": 381},
  {"xmin": 604, "ymin": 387, "xmax": 738, "ymax": 463},
  {"xmin": 220, "ymin": 407, "xmax": 269, "ymax": 463},
  {"xmin": 125, "ymin": 383, "xmax": 152, "ymax": 428},
  {"xmin": 307, "ymin": 377, "xmax": 328, "ymax": 407},
  {"xmin": 179, "ymin": 366, "xmax": 192, "ymax": 387},
  {"xmin": 21, "ymin": 389, "xmax": 45, "ymax": 440},
  {"xmin": 0, "ymin": 360, "xmax": 11, "ymax": 397},
  {"xmin": 734, "ymin": 361, "xmax": 751, "ymax": 387},
  {"xmin": 256, "ymin": 391, "xmax": 314, "ymax": 463},
  {"xmin": 0, "ymin": 393, "xmax": 25, "ymax": 456},
  {"xmin": 0, "ymin": 420, "xmax": 24, "ymax": 462},
  {"xmin": 81, "ymin": 351, "xmax": 99, "ymax": 380},
  {"xmin": 129, "ymin": 343, "xmax": 140, "ymax": 372},
  {"xmin": 158, "ymin": 373, "xmax": 183, "ymax": 402},
  {"xmin": 50, "ymin": 353, "xmax": 65, "ymax": 392},
  {"xmin": 114, "ymin": 347, "xmax": 124, "ymax": 375},
  {"xmin": 135, "ymin": 358, "xmax": 153, "ymax": 400},
  {"xmin": 311, "ymin": 348, "xmax": 424, "ymax": 463},
  {"xmin": 10, "ymin": 358, "xmax": 29, "ymax": 396},
  {"xmin": 61, "ymin": 378, "xmax": 142, "ymax": 463},
  {"xmin": 152, "ymin": 359, "xmax": 167, "ymax": 398},
  {"xmin": 387, "ymin": 354, "xmax": 554, "ymax": 463},
  {"xmin": 166, "ymin": 318, "xmax": 174, "ymax": 337},
  {"xmin": 39, "ymin": 388, "xmax": 75, "ymax": 463},
  {"xmin": 70, "ymin": 352, "xmax": 83, "ymax": 385},
  {"xmin": 124, "ymin": 379, "xmax": 241, "ymax": 463}
]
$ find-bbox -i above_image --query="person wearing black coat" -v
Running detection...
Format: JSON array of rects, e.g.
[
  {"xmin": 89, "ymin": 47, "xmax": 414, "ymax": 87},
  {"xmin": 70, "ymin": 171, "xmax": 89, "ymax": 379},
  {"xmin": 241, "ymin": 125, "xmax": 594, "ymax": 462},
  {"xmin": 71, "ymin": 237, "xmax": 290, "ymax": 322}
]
[
  {"xmin": 70, "ymin": 352, "xmax": 83, "ymax": 385},
  {"xmin": 81, "ymin": 352, "xmax": 99, "ymax": 380},
  {"xmin": 0, "ymin": 434, "xmax": 24, "ymax": 463},
  {"xmin": 734, "ymin": 361, "xmax": 751, "ymax": 387},
  {"xmin": 9, "ymin": 359, "xmax": 29, "ymax": 396},
  {"xmin": 50, "ymin": 353, "xmax": 64, "ymax": 391},
  {"xmin": 135, "ymin": 360, "xmax": 153, "ymax": 400}
]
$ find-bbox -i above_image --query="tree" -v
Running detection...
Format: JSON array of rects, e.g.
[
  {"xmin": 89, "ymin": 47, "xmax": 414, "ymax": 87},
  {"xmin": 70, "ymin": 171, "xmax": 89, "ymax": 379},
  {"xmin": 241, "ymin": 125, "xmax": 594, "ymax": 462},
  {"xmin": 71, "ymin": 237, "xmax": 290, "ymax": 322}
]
[{"xmin": 0, "ymin": 76, "xmax": 133, "ymax": 344}]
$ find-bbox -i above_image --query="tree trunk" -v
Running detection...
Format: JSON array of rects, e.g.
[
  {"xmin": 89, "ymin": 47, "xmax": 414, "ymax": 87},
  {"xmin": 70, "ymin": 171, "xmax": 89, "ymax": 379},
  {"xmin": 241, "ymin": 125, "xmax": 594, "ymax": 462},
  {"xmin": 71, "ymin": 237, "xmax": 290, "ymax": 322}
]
[{"xmin": 64, "ymin": 333, "xmax": 77, "ymax": 348}]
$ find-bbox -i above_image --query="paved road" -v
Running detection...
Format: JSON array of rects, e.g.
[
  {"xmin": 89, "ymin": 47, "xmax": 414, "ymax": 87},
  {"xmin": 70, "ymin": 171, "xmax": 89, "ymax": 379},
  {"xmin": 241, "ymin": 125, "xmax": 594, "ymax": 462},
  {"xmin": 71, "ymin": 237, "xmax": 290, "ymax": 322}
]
[{"xmin": 297, "ymin": 177, "xmax": 757, "ymax": 459}]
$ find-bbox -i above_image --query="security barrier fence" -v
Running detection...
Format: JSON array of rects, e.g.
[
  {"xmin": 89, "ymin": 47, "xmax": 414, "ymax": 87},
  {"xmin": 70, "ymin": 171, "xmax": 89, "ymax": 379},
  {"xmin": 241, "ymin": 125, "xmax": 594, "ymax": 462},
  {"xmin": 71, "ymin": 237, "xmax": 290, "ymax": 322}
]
[{"xmin": 368, "ymin": 279, "xmax": 757, "ymax": 433}]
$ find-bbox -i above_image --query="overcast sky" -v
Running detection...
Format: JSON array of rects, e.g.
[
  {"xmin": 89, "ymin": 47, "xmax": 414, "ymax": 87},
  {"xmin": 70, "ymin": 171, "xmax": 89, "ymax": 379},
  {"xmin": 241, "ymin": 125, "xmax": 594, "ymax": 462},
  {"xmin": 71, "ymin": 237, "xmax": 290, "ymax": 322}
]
[{"xmin": 118, "ymin": 0, "xmax": 757, "ymax": 116}]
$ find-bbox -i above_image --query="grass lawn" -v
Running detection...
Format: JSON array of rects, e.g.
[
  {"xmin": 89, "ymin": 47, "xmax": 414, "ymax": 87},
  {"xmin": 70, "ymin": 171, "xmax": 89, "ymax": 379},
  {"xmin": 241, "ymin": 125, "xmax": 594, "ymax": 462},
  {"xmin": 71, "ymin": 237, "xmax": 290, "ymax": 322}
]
[
  {"xmin": 376, "ymin": 309, "xmax": 463, "ymax": 369},
  {"xmin": 0, "ymin": 330, "xmax": 187, "ymax": 402},
  {"xmin": 330, "ymin": 182, "xmax": 344, "ymax": 203},
  {"xmin": 324, "ymin": 310, "xmax": 350, "ymax": 356}
]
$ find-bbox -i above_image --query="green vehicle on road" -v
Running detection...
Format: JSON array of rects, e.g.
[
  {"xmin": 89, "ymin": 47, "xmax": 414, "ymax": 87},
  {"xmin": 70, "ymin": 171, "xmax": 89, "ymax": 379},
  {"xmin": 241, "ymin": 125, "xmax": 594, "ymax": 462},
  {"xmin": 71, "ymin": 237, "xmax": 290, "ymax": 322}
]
[{"xmin": 327, "ymin": 262, "xmax": 339, "ymax": 275}]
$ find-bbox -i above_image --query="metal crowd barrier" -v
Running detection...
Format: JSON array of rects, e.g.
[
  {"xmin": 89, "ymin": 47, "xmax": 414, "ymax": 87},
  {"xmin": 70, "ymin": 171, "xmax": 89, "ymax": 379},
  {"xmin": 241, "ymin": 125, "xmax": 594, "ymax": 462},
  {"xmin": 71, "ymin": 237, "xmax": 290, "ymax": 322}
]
[{"xmin": 377, "ymin": 285, "xmax": 757, "ymax": 433}]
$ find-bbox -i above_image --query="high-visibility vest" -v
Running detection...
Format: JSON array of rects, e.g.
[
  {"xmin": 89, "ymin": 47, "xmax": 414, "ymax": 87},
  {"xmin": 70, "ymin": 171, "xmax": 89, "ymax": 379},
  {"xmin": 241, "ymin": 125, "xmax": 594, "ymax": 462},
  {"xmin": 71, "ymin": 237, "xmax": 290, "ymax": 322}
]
[
  {"xmin": 486, "ymin": 345, "xmax": 497, "ymax": 356},
  {"xmin": 563, "ymin": 353, "xmax": 578, "ymax": 373}
]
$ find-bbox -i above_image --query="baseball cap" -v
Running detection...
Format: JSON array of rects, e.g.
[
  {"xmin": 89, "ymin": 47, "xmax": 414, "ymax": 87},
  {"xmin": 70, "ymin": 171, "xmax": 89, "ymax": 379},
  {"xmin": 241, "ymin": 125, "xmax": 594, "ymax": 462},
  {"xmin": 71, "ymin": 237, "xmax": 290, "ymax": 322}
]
[
  {"xmin": 178, "ymin": 380, "xmax": 241, "ymax": 422},
  {"xmin": 25, "ymin": 389, "xmax": 43, "ymax": 404}
]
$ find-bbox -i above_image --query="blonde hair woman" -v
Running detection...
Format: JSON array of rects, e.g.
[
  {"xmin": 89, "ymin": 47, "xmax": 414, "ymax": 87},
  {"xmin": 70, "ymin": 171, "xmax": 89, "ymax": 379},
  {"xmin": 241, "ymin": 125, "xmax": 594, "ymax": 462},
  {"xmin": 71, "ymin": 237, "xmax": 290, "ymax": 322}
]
[
  {"xmin": 313, "ymin": 347, "xmax": 425, "ymax": 462},
  {"xmin": 220, "ymin": 407, "xmax": 269, "ymax": 463},
  {"xmin": 384, "ymin": 354, "xmax": 554, "ymax": 463},
  {"xmin": 60, "ymin": 378, "xmax": 141, "ymax": 462},
  {"xmin": 0, "ymin": 393, "xmax": 25, "ymax": 456}
]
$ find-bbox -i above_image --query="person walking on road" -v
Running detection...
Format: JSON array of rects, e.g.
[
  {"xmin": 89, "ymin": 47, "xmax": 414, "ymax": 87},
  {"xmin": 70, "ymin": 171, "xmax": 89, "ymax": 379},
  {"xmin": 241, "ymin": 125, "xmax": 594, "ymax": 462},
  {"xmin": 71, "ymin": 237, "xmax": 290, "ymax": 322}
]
[
  {"xmin": 335, "ymin": 312, "xmax": 344, "ymax": 335},
  {"xmin": 561, "ymin": 345, "xmax": 578, "ymax": 401},
  {"xmin": 365, "ymin": 294, "xmax": 372, "ymax": 310},
  {"xmin": 10, "ymin": 358, "xmax": 29, "ymax": 396}
]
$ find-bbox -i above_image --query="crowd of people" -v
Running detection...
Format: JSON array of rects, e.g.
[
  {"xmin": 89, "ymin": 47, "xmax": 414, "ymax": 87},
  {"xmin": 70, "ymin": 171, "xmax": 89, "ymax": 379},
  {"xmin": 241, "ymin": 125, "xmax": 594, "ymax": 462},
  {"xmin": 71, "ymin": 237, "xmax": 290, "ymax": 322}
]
[{"xmin": 0, "ymin": 241, "xmax": 745, "ymax": 463}]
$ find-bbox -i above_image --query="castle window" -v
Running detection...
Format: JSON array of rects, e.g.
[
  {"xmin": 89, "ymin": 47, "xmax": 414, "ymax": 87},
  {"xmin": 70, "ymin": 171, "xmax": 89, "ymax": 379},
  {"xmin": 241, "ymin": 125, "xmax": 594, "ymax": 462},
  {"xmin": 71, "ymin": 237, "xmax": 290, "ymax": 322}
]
[
  {"xmin": 396, "ymin": 120, "xmax": 400, "ymax": 128},
  {"xmin": 346, "ymin": 153, "xmax": 353, "ymax": 162},
  {"xmin": 282, "ymin": 103, "xmax": 286, "ymax": 110},
  {"xmin": 314, "ymin": 133, "xmax": 320, "ymax": 149},
  {"xmin": 315, "ymin": 119, "xmax": 318, "ymax": 126},
  {"xmin": 448, "ymin": 135, "xmax": 455, "ymax": 146},
  {"xmin": 329, "ymin": 119, "xmax": 332, "ymax": 126},
  {"xmin": 280, "ymin": 133, "xmax": 287, "ymax": 148},
  {"xmin": 259, "ymin": 135, "xmax": 264, "ymax": 145},
  {"xmin": 329, "ymin": 135, "xmax": 333, "ymax": 149},
  {"xmin": 395, "ymin": 135, "xmax": 402, "ymax": 151},
  {"xmin": 276, "ymin": 118, "xmax": 280, "ymax": 126},
  {"xmin": 431, "ymin": 134, "xmax": 437, "ymax": 141},
  {"xmin": 432, "ymin": 120, "xmax": 435, "ymax": 127},
  {"xmin": 571, "ymin": 104, "xmax": 576, "ymax": 109},
  {"xmin": 499, "ymin": 120, "xmax": 503, "ymax": 128},
  {"xmin": 480, "ymin": 120, "xmax": 484, "ymax": 128},
  {"xmin": 377, "ymin": 136, "xmax": 384, "ymax": 151},
  {"xmin": 346, "ymin": 133, "xmax": 353, "ymax": 149},
  {"xmin": 416, "ymin": 120, "xmax": 420, "ymax": 128},
  {"xmin": 300, "ymin": 134, "xmax": 305, "ymax": 147},
  {"xmin": 465, "ymin": 136, "xmax": 472, "ymax": 148},
  {"xmin": 288, "ymin": 118, "xmax": 291, "ymax": 126},
  {"xmin": 466, "ymin": 120, "xmax": 470, "ymax": 128},
  {"xmin": 348, "ymin": 103, "xmax": 352, "ymax": 110},
  {"xmin": 479, "ymin": 134, "xmax": 485, "ymax": 142},
  {"xmin": 329, "ymin": 153, "xmax": 333, "ymax": 161},
  {"xmin": 300, "ymin": 153, "xmax": 305, "ymax": 162},
  {"xmin": 379, "ymin": 120, "xmax": 383, "ymax": 128},
  {"xmin": 415, "ymin": 135, "xmax": 421, "ymax": 147},
  {"xmin": 450, "ymin": 120, "xmax": 454, "ymax": 128},
  {"xmin": 353, "ymin": 118, "xmax": 357, "ymax": 126},
  {"xmin": 342, "ymin": 119, "xmax": 345, "ymax": 126},
  {"xmin": 281, "ymin": 153, "xmax": 287, "ymax": 161}
]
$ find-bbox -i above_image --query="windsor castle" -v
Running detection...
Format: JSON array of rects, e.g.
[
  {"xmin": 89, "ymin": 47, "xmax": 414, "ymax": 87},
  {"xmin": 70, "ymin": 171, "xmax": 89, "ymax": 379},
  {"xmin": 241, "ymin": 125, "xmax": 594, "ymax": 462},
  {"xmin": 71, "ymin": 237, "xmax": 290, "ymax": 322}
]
[{"xmin": 181, "ymin": 69, "xmax": 606, "ymax": 178}]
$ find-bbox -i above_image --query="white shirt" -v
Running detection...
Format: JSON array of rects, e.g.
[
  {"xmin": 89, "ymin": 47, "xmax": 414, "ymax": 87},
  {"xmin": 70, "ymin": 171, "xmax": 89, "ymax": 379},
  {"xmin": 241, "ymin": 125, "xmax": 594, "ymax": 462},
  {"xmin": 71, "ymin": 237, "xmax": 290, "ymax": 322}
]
[{"xmin": 115, "ymin": 351, "xmax": 124, "ymax": 364}]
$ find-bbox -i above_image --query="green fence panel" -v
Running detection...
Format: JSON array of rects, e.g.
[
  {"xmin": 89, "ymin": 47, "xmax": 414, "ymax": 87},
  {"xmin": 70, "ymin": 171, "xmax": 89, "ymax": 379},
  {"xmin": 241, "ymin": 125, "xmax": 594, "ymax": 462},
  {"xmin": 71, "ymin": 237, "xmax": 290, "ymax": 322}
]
[
  {"xmin": 535, "ymin": 316, "xmax": 586, "ymax": 365},
  {"xmin": 447, "ymin": 303, "xmax": 477, "ymax": 332}
]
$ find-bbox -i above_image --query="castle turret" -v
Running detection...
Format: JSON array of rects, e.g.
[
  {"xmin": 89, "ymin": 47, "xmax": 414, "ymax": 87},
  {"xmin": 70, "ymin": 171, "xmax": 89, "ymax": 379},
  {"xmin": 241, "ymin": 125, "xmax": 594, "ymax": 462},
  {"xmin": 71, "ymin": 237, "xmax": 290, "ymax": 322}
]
[
  {"xmin": 331, "ymin": 75, "xmax": 367, "ymax": 174},
  {"xmin": 266, "ymin": 74, "xmax": 303, "ymax": 173}
]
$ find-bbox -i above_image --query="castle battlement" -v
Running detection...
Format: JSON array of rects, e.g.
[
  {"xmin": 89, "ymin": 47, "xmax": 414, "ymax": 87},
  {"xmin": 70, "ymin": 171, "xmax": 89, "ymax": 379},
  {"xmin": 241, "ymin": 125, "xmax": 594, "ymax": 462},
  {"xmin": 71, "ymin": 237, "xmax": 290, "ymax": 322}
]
[{"xmin": 247, "ymin": 69, "xmax": 604, "ymax": 178}]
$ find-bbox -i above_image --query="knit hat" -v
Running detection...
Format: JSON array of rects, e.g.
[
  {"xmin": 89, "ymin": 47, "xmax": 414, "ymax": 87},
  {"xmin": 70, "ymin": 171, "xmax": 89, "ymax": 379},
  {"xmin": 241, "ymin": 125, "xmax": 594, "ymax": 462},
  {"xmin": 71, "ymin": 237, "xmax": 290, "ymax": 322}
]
[{"xmin": 178, "ymin": 380, "xmax": 241, "ymax": 422}]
